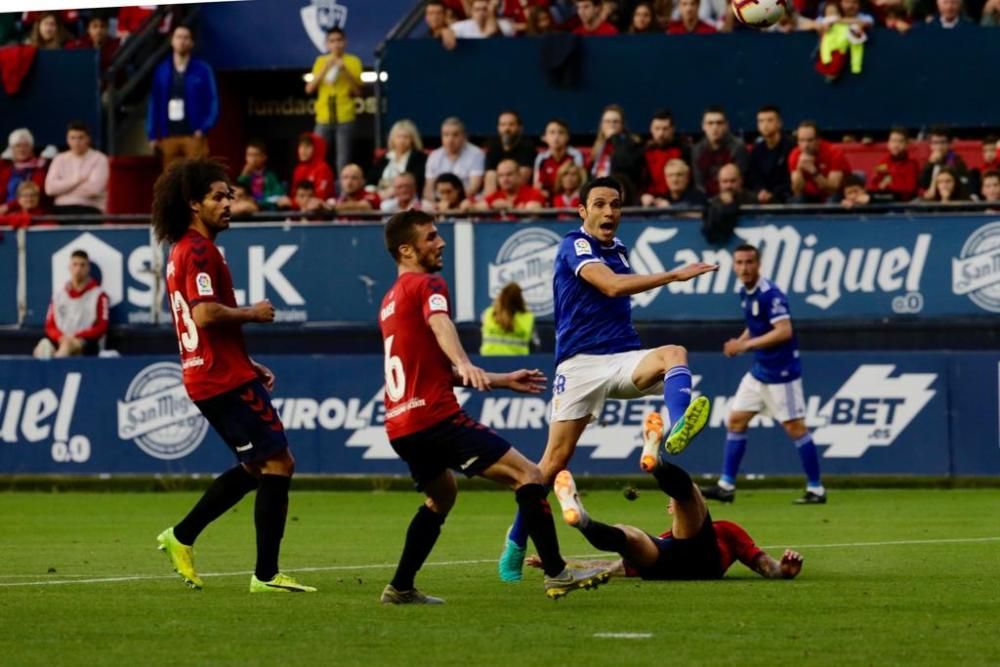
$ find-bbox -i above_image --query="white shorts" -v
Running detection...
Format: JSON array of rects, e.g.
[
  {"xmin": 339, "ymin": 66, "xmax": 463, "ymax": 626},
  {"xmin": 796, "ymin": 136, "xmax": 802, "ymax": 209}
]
[
  {"xmin": 551, "ymin": 349, "xmax": 662, "ymax": 422},
  {"xmin": 730, "ymin": 373, "xmax": 806, "ymax": 423}
]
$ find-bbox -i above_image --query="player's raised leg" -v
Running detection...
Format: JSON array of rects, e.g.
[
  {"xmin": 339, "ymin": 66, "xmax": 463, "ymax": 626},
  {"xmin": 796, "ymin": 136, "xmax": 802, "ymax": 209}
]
[
  {"xmin": 499, "ymin": 416, "xmax": 589, "ymax": 582},
  {"xmin": 484, "ymin": 449, "xmax": 613, "ymax": 599},
  {"xmin": 631, "ymin": 345, "xmax": 710, "ymax": 462},
  {"xmin": 641, "ymin": 411, "xmax": 709, "ymax": 538},
  {"xmin": 553, "ymin": 469, "xmax": 661, "ymax": 568},
  {"xmin": 382, "ymin": 470, "xmax": 454, "ymax": 604}
]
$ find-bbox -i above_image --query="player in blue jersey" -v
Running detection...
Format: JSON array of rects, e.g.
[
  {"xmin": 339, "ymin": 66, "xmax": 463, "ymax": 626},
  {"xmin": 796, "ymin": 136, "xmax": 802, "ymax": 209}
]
[
  {"xmin": 498, "ymin": 176, "xmax": 719, "ymax": 582},
  {"xmin": 700, "ymin": 244, "xmax": 826, "ymax": 505}
]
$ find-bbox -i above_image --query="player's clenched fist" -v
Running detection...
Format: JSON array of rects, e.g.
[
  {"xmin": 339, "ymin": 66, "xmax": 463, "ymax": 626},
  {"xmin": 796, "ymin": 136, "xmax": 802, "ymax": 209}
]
[{"xmin": 250, "ymin": 299, "xmax": 275, "ymax": 322}]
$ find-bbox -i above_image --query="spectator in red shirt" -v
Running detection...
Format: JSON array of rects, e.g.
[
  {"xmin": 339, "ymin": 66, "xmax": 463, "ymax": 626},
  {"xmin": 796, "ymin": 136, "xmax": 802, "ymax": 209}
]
[
  {"xmin": 629, "ymin": 2, "xmax": 659, "ymax": 32},
  {"xmin": 534, "ymin": 118, "xmax": 584, "ymax": 202},
  {"xmin": 0, "ymin": 128, "xmax": 48, "ymax": 216},
  {"xmin": 639, "ymin": 109, "xmax": 691, "ymax": 206},
  {"xmin": 25, "ymin": 12, "xmax": 67, "ymax": 49},
  {"xmin": 34, "ymin": 249, "xmax": 109, "ymax": 359},
  {"xmin": 283, "ymin": 133, "xmax": 335, "ymax": 202},
  {"xmin": 866, "ymin": 127, "xmax": 920, "ymax": 202},
  {"xmin": 333, "ymin": 163, "xmax": 381, "ymax": 212},
  {"xmin": 66, "ymin": 15, "xmax": 121, "ymax": 72},
  {"xmin": 667, "ymin": 0, "xmax": 718, "ymax": 33},
  {"xmin": 573, "ymin": 0, "xmax": 620, "ymax": 34},
  {"xmin": 691, "ymin": 106, "xmax": 748, "ymax": 197},
  {"xmin": 500, "ymin": 0, "xmax": 552, "ymax": 32},
  {"xmin": 922, "ymin": 166, "xmax": 969, "ymax": 202},
  {"xmin": 552, "ymin": 161, "xmax": 585, "ymax": 208},
  {"xmin": 3, "ymin": 180, "xmax": 47, "ymax": 220},
  {"xmin": 968, "ymin": 136, "xmax": 999, "ymax": 196},
  {"xmin": 479, "ymin": 158, "xmax": 546, "ymax": 212},
  {"xmin": 918, "ymin": 126, "xmax": 970, "ymax": 195},
  {"xmin": 789, "ymin": 120, "xmax": 848, "ymax": 202}
]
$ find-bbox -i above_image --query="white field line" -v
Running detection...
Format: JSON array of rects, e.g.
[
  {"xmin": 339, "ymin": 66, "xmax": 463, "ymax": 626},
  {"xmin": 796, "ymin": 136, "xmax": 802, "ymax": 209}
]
[
  {"xmin": 1, "ymin": 536, "xmax": 998, "ymax": 588},
  {"xmin": 593, "ymin": 633, "xmax": 653, "ymax": 639}
]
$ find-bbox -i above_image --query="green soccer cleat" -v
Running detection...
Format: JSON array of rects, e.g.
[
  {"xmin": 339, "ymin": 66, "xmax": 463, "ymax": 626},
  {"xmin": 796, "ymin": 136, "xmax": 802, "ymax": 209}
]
[
  {"xmin": 498, "ymin": 528, "xmax": 526, "ymax": 583},
  {"xmin": 544, "ymin": 563, "xmax": 613, "ymax": 600},
  {"xmin": 156, "ymin": 527, "xmax": 203, "ymax": 590},
  {"xmin": 249, "ymin": 573, "xmax": 317, "ymax": 593},
  {"xmin": 664, "ymin": 395, "xmax": 712, "ymax": 456}
]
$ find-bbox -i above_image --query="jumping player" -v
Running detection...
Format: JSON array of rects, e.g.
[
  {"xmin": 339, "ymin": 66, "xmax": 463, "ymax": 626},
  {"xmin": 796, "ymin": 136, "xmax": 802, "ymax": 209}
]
[
  {"xmin": 379, "ymin": 210, "xmax": 613, "ymax": 604},
  {"xmin": 536, "ymin": 412, "xmax": 804, "ymax": 582},
  {"xmin": 499, "ymin": 176, "xmax": 719, "ymax": 582},
  {"xmin": 700, "ymin": 244, "xmax": 826, "ymax": 504},
  {"xmin": 152, "ymin": 159, "xmax": 315, "ymax": 593}
]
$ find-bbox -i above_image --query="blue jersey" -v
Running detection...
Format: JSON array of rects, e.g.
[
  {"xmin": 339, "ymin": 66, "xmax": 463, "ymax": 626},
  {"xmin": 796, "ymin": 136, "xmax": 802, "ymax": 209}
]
[
  {"xmin": 553, "ymin": 228, "xmax": 642, "ymax": 366},
  {"xmin": 740, "ymin": 278, "xmax": 801, "ymax": 383}
]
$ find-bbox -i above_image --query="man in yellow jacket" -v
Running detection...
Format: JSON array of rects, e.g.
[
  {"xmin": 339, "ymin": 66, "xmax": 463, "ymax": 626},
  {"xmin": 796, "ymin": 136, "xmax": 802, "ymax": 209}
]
[{"xmin": 305, "ymin": 27, "xmax": 362, "ymax": 172}]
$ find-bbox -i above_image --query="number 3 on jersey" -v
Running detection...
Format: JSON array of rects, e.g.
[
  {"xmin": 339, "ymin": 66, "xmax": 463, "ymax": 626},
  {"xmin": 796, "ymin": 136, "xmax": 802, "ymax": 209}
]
[
  {"xmin": 384, "ymin": 334, "xmax": 406, "ymax": 401},
  {"xmin": 171, "ymin": 290, "xmax": 200, "ymax": 353}
]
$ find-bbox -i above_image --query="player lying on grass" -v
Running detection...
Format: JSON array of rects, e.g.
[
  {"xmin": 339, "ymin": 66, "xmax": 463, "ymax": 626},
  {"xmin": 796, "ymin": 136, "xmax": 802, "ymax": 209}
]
[{"xmin": 531, "ymin": 411, "xmax": 803, "ymax": 581}]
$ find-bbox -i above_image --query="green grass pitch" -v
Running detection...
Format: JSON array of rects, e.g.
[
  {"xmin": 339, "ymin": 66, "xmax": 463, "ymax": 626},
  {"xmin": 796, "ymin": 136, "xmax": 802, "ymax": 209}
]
[{"xmin": 2, "ymin": 488, "xmax": 999, "ymax": 666}]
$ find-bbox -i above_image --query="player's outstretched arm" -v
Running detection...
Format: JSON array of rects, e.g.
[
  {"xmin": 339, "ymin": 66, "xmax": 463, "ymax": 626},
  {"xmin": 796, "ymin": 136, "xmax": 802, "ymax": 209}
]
[
  {"xmin": 580, "ymin": 261, "xmax": 718, "ymax": 298},
  {"xmin": 750, "ymin": 549, "xmax": 803, "ymax": 579},
  {"xmin": 732, "ymin": 318, "xmax": 794, "ymax": 355},
  {"xmin": 192, "ymin": 299, "xmax": 274, "ymax": 328},
  {"xmin": 485, "ymin": 368, "xmax": 547, "ymax": 394},
  {"xmin": 427, "ymin": 313, "xmax": 491, "ymax": 391}
]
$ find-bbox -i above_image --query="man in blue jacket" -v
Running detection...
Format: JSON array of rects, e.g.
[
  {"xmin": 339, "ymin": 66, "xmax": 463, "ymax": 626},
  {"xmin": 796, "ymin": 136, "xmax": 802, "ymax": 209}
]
[{"xmin": 147, "ymin": 24, "xmax": 218, "ymax": 170}]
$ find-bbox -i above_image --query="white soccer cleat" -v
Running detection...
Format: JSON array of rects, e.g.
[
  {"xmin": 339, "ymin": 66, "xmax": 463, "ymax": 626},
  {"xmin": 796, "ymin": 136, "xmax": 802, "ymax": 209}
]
[{"xmin": 553, "ymin": 470, "xmax": 587, "ymax": 527}]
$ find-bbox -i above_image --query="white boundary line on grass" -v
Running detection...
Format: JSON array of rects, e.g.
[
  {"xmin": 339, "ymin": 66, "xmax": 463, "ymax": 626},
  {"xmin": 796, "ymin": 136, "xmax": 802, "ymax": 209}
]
[{"xmin": 1, "ymin": 536, "xmax": 998, "ymax": 588}]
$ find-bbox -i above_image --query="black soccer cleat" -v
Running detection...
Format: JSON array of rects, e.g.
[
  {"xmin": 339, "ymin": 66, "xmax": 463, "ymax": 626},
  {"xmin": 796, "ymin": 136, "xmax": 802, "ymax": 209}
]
[
  {"xmin": 700, "ymin": 484, "xmax": 735, "ymax": 503},
  {"xmin": 793, "ymin": 491, "xmax": 827, "ymax": 505}
]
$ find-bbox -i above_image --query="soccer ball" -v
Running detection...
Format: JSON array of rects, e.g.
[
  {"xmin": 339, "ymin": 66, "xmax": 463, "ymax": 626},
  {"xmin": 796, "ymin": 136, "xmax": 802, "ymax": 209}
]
[{"xmin": 731, "ymin": 0, "xmax": 787, "ymax": 27}]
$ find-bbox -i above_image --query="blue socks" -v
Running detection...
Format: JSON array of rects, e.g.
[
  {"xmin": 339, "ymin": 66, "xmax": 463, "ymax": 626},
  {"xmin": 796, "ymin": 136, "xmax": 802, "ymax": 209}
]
[
  {"xmin": 720, "ymin": 431, "xmax": 748, "ymax": 487},
  {"xmin": 663, "ymin": 365, "xmax": 692, "ymax": 430},
  {"xmin": 795, "ymin": 433, "xmax": 823, "ymax": 489},
  {"xmin": 508, "ymin": 509, "xmax": 528, "ymax": 548}
]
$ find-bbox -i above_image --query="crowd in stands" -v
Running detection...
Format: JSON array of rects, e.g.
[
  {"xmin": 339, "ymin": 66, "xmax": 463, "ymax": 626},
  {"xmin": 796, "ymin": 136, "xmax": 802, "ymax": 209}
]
[
  {"xmin": 421, "ymin": 0, "xmax": 999, "ymax": 43},
  {"xmin": 0, "ymin": 7, "xmax": 161, "ymax": 52}
]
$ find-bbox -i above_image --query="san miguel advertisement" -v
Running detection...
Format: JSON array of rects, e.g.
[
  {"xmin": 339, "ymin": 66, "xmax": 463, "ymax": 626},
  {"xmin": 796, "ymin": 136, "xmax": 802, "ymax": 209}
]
[
  {"xmin": 6, "ymin": 215, "xmax": 999, "ymax": 327},
  {"xmin": 0, "ymin": 352, "xmax": 997, "ymax": 476}
]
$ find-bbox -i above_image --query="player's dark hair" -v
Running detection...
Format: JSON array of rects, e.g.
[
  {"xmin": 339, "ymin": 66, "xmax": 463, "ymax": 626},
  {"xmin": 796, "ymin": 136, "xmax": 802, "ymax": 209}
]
[
  {"xmin": 385, "ymin": 209, "xmax": 435, "ymax": 262},
  {"xmin": 326, "ymin": 27, "xmax": 345, "ymax": 38},
  {"xmin": 66, "ymin": 120, "xmax": 90, "ymax": 135},
  {"xmin": 757, "ymin": 104, "xmax": 781, "ymax": 116},
  {"xmin": 652, "ymin": 108, "xmax": 673, "ymax": 122},
  {"xmin": 580, "ymin": 176, "xmax": 624, "ymax": 207},
  {"xmin": 889, "ymin": 126, "xmax": 909, "ymax": 140},
  {"xmin": 151, "ymin": 158, "xmax": 230, "ymax": 244},
  {"xmin": 702, "ymin": 105, "xmax": 727, "ymax": 119},
  {"xmin": 70, "ymin": 249, "xmax": 89, "ymax": 261},
  {"xmin": 733, "ymin": 243, "xmax": 759, "ymax": 260}
]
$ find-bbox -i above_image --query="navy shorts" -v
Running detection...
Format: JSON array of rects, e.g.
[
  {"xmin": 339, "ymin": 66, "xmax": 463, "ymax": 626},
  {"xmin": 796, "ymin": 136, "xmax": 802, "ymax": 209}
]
[
  {"xmin": 195, "ymin": 379, "xmax": 289, "ymax": 464},
  {"xmin": 633, "ymin": 512, "xmax": 724, "ymax": 581},
  {"xmin": 390, "ymin": 411, "xmax": 512, "ymax": 492}
]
